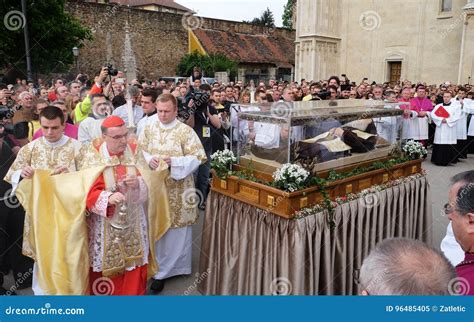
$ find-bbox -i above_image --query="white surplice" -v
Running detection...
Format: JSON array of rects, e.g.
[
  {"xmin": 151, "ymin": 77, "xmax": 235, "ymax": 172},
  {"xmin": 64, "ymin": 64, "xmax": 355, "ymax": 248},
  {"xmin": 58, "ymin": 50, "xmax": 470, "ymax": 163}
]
[{"xmin": 431, "ymin": 102, "xmax": 461, "ymax": 145}]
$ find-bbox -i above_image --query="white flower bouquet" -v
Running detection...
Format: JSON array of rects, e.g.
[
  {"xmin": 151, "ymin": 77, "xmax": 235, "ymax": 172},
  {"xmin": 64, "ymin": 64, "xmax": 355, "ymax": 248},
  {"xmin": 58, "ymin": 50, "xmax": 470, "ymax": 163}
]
[
  {"xmin": 402, "ymin": 140, "xmax": 427, "ymax": 160},
  {"xmin": 211, "ymin": 149, "xmax": 236, "ymax": 179},
  {"xmin": 272, "ymin": 163, "xmax": 310, "ymax": 192}
]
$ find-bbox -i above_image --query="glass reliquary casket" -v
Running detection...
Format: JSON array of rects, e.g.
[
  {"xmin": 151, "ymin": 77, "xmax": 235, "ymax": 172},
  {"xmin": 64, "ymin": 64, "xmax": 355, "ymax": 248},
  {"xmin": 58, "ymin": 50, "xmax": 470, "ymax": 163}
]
[
  {"xmin": 231, "ymin": 99, "xmax": 408, "ymax": 174},
  {"xmin": 211, "ymin": 99, "xmax": 422, "ymax": 218}
]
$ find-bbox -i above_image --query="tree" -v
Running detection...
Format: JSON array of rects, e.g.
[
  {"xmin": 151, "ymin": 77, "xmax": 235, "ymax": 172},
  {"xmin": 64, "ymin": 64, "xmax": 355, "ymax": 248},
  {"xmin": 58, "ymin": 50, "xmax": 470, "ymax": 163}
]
[
  {"xmin": 176, "ymin": 51, "xmax": 237, "ymax": 78},
  {"xmin": 282, "ymin": 0, "xmax": 295, "ymax": 29},
  {"xmin": 0, "ymin": 0, "xmax": 92, "ymax": 78},
  {"xmin": 244, "ymin": 7, "xmax": 275, "ymax": 28}
]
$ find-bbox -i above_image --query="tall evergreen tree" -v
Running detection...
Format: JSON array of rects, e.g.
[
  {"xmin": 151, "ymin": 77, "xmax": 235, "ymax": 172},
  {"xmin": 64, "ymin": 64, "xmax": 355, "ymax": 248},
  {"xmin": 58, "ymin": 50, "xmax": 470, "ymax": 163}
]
[{"xmin": 282, "ymin": 0, "xmax": 295, "ymax": 29}]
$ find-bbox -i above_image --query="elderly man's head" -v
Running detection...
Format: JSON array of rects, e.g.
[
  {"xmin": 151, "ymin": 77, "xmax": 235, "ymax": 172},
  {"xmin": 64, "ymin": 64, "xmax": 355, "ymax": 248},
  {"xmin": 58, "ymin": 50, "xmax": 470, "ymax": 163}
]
[
  {"xmin": 101, "ymin": 116, "xmax": 128, "ymax": 155},
  {"xmin": 447, "ymin": 171, "xmax": 474, "ymax": 253},
  {"xmin": 372, "ymin": 86, "xmax": 384, "ymax": 100},
  {"xmin": 91, "ymin": 94, "xmax": 111, "ymax": 118},
  {"xmin": 359, "ymin": 238, "xmax": 455, "ymax": 295},
  {"xmin": 19, "ymin": 91, "xmax": 34, "ymax": 108}
]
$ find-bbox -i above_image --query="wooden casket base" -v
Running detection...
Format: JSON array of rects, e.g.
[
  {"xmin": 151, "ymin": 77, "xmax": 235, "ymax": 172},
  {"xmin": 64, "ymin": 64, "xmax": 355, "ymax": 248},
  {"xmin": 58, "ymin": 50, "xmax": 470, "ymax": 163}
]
[{"xmin": 211, "ymin": 158, "xmax": 423, "ymax": 219}]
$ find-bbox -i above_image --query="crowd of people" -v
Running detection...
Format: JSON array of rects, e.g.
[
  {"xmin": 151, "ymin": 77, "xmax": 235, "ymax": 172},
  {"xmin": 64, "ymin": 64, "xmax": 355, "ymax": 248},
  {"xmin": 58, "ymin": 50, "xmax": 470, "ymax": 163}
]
[{"xmin": 0, "ymin": 67, "xmax": 473, "ymax": 295}]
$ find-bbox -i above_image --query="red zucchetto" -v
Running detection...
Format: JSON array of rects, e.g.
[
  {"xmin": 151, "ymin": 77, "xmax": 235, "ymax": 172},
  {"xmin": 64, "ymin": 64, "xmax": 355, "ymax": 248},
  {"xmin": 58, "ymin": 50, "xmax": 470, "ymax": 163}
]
[{"xmin": 102, "ymin": 116, "xmax": 125, "ymax": 128}]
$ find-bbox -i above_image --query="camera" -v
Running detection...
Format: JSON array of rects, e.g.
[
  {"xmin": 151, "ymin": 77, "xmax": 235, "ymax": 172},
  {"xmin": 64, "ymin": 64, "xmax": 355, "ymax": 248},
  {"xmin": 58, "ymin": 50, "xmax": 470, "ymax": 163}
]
[
  {"xmin": 0, "ymin": 106, "xmax": 12, "ymax": 119},
  {"xmin": 0, "ymin": 106, "xmax": 30, "ymax": 139},
  {"xmin": 312, "ymin": 91, "xmax": 330, "ymax": 100},
  {"xmin": 185, "ymin": 86, "xmax": 210, "ymax": 111},
  {"xmin": 0, "ymin": 121, "xmax": 29, "ymax": 139},
  {"xmin": 104, "ymin": 63, "xmax": 118, "ymax": 77},
  {"xmin": 77, "ymin": 73, "xmax": 88, "ymax": 84},
  {"xmin": 191, "ymin": 91, "xmax": 210, "ymax": 110},
  {"xmin": 179, "ymin": 88, "xmax": 210, "ymax": 122}
]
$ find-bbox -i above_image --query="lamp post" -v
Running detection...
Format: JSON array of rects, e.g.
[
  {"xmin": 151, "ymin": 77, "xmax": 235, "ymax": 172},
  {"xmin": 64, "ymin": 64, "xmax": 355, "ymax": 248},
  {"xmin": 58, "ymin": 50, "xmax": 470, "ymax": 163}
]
[
  {"xmin": 72, "ymin": 47, "xmax": 79, "ymax": 74},
  {"xmin": 22, "ymin": 0, "xmax": 32, "ymax": 81}
]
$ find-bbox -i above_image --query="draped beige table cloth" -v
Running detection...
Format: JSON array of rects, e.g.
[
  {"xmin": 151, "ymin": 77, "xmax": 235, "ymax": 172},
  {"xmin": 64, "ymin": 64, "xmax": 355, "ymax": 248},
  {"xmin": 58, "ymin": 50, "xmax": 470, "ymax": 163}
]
[{"xmin": 198, "ymin": 175, "xmax": 432, "ymax": 295}]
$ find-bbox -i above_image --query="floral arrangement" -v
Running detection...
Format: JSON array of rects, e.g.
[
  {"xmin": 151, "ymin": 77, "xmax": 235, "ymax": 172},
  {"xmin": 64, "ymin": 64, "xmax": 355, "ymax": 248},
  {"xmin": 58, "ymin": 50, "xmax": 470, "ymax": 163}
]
[
  {"xmin": 211, "ymin": 149, "xmax": 236, "ymax": 179},
  {"xmin": 272, "ymin": 163, "xmax": 310, "ymax": 192},
  {"xmin": 292, "ymin": 172, "xmax": 426, "ymax": 220},
  {"xmin": 402, "ymin": 140, "xmax": 427, "ymax": 160}
]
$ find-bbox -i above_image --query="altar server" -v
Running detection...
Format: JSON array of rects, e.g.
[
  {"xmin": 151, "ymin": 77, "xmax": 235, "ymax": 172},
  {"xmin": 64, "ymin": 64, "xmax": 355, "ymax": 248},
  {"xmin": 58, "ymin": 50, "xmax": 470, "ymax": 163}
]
[{"xmin": 431, "ymin": 92, "xmax": 461, "ymax": 166}]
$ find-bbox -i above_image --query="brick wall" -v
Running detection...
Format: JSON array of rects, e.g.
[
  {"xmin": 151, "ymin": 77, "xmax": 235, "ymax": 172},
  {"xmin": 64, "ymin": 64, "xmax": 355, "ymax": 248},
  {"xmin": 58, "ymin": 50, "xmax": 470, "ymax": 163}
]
[{"xmin": 65, "ymin": 0, "xmax": 295, "ymax": 80}]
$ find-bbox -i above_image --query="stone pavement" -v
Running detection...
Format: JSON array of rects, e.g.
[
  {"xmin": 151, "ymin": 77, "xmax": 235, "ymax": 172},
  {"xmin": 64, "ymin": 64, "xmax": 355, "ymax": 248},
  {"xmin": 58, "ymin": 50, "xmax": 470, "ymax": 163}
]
[{"xmin": 8, "ymin": 153, "xmax": 474, "ymax": 295}]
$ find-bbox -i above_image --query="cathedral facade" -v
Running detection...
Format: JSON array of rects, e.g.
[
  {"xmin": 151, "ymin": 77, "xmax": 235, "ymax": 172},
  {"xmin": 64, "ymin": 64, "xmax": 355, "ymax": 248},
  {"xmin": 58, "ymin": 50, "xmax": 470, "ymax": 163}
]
[{"xmin": 294, "ymin": 0, "xmax": 474, "ymax": 84}]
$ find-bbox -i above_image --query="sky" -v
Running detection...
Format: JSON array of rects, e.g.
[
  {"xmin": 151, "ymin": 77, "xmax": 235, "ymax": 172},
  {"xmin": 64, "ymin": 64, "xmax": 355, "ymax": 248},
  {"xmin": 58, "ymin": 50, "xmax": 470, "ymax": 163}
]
[{"xmin": 175, "ymin": 0, "xmax": 287, "ymax": 27}]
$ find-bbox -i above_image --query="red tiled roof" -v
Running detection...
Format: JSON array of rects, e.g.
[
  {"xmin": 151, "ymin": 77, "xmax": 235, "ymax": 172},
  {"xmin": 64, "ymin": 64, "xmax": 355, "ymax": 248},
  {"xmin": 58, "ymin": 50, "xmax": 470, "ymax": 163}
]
[
  {"xmin": 193, "ymin": 29, "xmax": 295, "ymax": 67},
  {"xmin": 109, "ymin": 0, "xmax": 193, "ymax": 12}
]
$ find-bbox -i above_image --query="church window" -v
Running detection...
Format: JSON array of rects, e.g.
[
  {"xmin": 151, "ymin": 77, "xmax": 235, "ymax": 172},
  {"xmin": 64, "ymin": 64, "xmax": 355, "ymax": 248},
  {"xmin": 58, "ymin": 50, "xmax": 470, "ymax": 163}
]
[{"xmin": 441, "ymin": 0, "xmax": 452, "ymax": 12}]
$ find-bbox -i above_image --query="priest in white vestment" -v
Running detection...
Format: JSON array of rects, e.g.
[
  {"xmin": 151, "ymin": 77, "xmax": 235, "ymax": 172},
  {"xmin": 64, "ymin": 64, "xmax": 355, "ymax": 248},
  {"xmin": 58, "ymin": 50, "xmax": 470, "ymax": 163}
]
[
  {"xmin": 138, "ymin": 94, "xmax": 206, "ymax": 293},
  {"xmin": 4, "ymin": 106, "xmax": 82, "ymax": 294}
]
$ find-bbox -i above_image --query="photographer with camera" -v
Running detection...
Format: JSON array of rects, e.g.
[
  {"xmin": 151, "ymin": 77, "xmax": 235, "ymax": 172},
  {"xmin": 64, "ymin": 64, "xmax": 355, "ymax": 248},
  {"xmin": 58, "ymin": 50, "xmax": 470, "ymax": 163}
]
[
  {"xmin": 184, "ymin": 83, "xmax": 221, "ymax": 210},
  {"xmin": 74, "ymin": 66, "xmax": 112, "ymax": 124}
]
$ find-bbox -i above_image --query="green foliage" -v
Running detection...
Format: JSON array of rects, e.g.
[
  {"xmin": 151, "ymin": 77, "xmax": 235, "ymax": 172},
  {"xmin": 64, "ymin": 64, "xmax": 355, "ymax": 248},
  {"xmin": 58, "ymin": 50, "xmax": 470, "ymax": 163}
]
[
  {"xmin": 176, "ymin": 51, "xmax": 237, "ymax": 78},
  {"xmin": 0, "ymin": 0, "xmax": 92, "ymax": 76},
  {"xmin": 325, "ymin": 158, "xmax": 409, "ymax": 182},
  {"xmin": 243, "ymin": 7, "xmax": 275, "ymax": 27},
  {"xmin": 282, "ymin": 0, "xmax": 294, "ymax": 29}
]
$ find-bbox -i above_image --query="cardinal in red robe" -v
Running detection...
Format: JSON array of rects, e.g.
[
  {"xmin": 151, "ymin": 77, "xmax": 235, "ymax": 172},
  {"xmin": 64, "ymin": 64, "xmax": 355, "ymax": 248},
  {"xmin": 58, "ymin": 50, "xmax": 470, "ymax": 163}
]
[{"xmin": 84, "ymin": 116, "xmax": 149, "ymax": 295}]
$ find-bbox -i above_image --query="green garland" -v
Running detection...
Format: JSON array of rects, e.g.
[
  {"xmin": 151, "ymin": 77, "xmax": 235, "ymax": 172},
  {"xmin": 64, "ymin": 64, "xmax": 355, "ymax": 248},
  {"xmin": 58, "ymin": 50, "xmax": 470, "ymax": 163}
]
[
  {"xmin": 213, "ymin": 157, "xmax": 415, "ymax": 228},
  {"xmin": 308, "ymin": 157, "xmax": 409, "ymax": 228},
  {"xmin": 309, "ymin": 176, "xmax": 335, "ymax": 228},
  {"xmin": 325, "ymin": 157, "xmax": 409, "ymax": 182}
]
